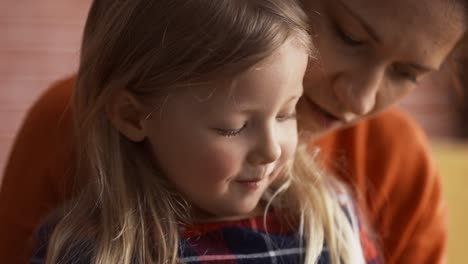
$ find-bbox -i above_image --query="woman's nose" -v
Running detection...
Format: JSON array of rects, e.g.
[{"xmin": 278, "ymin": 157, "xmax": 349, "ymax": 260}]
[{"xmin": 333, "ymin": 68, "xmax": 384, "ymax": 116}]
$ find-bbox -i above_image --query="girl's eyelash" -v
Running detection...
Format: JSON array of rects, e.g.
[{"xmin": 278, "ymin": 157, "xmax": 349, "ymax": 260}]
[
  {"xmin": 216, "ymin": 113, "xmax": 296, "ymax": 137},
  {"xmin": 216, "ymin": 124, "xmax": 246, "ymax": 137},
  {"xmin": 220, "ymin": 129, "xmax": 242, "ymax": 137}
]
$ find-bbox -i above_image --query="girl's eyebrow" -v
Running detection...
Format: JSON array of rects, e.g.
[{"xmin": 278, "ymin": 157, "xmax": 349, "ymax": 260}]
[
  {"xmin": 231, "ymin": 95, "xmax": 301, "ymax": 114},
  {"xmin": 333, "ymin": 0, "xmax": 381, "ymax": 43}
]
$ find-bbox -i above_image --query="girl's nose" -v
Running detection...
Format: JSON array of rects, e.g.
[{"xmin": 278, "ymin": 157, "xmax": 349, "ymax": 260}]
[{"xmin": 248, "ymin": 129, "xmax": 281, "ymax": 165}]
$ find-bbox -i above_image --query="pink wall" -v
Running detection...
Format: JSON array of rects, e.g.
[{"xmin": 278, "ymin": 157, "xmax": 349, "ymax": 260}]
[{"xmin": 0, "ymin": 0, "xmax": 91, "ymax": 175}]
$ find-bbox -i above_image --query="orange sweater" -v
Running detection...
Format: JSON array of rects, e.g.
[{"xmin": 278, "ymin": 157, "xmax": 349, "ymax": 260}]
[{"xmin": 0, "ymin": 76, "xmax": 447, "ymax": 264}]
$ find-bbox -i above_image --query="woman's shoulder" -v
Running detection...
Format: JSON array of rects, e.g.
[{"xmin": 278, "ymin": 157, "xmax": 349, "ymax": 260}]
[
  {"xmin": 363, "ymin": 109, "xmax": 428, "ymax": 144},
  {"xmin": 315, "ymin": 108, "xmax": 435, "ymax": 192}
]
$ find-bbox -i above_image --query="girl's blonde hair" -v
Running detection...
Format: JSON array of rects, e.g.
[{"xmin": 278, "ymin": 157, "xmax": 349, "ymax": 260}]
[{"xmin": 46, "ymin": 0, "xmax": 365, "ymax": 263}]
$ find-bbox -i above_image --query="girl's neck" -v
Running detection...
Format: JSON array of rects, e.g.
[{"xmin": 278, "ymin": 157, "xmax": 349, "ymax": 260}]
[{"xmin": 191, "ymin": 203, "xmax": 267, "ymax": 223}]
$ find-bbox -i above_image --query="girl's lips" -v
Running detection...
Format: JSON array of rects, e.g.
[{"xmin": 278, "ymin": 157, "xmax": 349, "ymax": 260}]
[
  {"xmin": 235, "ymin": 164, "xmax": 274, "ymax": 186},
  {"xmin": 235, "ymin": 179, "xmax": 262, "ymax": 189}
]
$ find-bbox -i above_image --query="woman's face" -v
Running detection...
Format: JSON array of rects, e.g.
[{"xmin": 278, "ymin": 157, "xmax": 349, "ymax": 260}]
[{"xmin": 298, "ymin": 0, "xmax": 466, "ymax": 137}]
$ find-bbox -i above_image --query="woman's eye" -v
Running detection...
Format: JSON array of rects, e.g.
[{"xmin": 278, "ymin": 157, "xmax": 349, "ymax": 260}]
[
  {"xmin": 334, "ymin": 24, "xmax": 364, "ymax": 46},
  {"xmin": 215, "ymin": 124, "xmax": 246, "ymax": 137},
  {"xmin": 276, "ymin": 112, "xmax": 297, "ymax": 122},
  {"xmin": 397, "ymin": 70, "xmax": 417, "ymax": 83},
  {"xmin": 392, "ymin": 66, "xmax": 418, "ymax": 83}
]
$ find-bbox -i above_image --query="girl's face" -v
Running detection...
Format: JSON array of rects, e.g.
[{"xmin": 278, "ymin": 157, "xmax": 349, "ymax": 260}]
[
  {"xmin": 146, "ymin": 42, "xmax": 308, "ymax": 220},
  {"xmin": 298, "ymin": 0, "xmax": 466, "ymax": 137}
]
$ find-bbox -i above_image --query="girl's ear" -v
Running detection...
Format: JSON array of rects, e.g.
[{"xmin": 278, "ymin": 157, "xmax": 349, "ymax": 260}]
[{"xmin": 106, "ymin": 89, "xmax": 148, "ymax": 142}]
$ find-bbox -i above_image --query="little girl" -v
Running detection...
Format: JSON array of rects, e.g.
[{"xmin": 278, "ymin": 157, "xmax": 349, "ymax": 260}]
[{"xmin": 31, "ymin": 0, "xmax": 378, "ymax": 263}]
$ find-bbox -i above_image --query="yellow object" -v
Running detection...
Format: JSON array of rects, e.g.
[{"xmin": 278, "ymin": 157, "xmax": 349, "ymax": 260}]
[{"xmin": 432, "ymin": 141, "xmax": 468, "ymax": 264}]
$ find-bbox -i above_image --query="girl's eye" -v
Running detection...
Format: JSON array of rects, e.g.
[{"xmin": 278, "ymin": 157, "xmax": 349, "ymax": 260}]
[
  {"xmin": 334, "ymin": 24, "xmax": 364, "ymax": 46},
  {"xmin": 215, "ymin": 124, "xmax": 246, "ymax": 137},
  {"xmin": 276, "ymin": 112, "xmax": 297, "ymax": 122}
]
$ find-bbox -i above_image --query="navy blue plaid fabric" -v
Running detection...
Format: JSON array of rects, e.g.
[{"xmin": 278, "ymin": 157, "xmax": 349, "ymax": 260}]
[
  {"xmin": 176, "ymin": 209, "xmax": 379, "ymax": 264},
  {"xmin": 178, "ymin": 214, "xmax": 309, "ymax": 264},
  {"xmin": 31, "ymin": 209, "xmax": 379, "ymax": 263}
]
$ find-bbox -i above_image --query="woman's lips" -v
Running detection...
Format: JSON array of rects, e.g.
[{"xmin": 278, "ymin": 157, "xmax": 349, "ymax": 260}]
[{"xmin": 302, "ymin": 96, "xmax": 341, "ymax": 129}]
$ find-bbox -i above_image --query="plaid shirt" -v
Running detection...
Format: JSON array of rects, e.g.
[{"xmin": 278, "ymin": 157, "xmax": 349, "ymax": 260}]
[
  {"xmin": 177, "ymin": 208, "xmax": 379, "ymax": 264},
  {"xmin": 31, "ymin": 208, "xmax": 379, "ymax": 264}
]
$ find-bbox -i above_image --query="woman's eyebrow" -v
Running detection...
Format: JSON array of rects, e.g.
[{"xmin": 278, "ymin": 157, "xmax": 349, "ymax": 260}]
[
  {"xmin": 334, "ymin": 0, "xmax": 382, "ymax": 43},
  {"xmin": 406, "ymin": 63, "xmax": 438, "ymax": 73}
]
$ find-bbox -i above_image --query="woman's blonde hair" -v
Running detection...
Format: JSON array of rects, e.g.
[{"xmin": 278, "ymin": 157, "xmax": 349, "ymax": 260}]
[{"xmin": 46, "ymin": 0, "xmax": 366, "ymax": 263}]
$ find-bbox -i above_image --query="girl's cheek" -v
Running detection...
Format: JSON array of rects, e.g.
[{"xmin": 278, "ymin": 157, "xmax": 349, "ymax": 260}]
[
  {"xmin": 284, "ymin": 129, "xmax": 299, "ymax": 158},
  {"xmin": 197, "ymin": 145, "xmax": 242, "ymax": 181},
  {"xmin": 269, "ymin": 134, "xmax": 298, "ymax": 183}
]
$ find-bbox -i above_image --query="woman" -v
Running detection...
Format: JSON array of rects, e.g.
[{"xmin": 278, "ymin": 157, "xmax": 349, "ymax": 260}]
[{"xmin": 1, "ymin": 0, "xmax": 466, "ymax": 263}]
